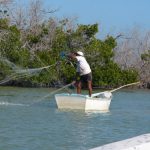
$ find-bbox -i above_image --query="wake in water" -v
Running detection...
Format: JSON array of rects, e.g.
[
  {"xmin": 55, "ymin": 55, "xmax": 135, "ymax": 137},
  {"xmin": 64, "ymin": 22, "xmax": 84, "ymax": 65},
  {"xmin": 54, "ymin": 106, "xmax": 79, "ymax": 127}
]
[{"xmin": 0, "ymin": 101, "xmax": 29, "ymax": 106}]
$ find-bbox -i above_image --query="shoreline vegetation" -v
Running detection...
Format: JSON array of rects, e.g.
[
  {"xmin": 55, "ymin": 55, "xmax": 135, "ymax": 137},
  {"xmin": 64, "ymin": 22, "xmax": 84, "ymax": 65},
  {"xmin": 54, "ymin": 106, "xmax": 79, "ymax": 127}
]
[
  {"xmin": 0, "ymin": 0, "xmax": 149, "ymax": 89},
  {"xmin": 1, "ymin": 80, "xmax": 149, "ymax": 90}
]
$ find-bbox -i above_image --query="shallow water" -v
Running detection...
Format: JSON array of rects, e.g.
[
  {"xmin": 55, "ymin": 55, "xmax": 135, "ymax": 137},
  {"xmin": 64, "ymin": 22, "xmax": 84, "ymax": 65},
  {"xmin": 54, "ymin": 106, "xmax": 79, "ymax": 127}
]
[{"xmin": 0, "ymin": 87, "xmax": 150, "ymax": 150}]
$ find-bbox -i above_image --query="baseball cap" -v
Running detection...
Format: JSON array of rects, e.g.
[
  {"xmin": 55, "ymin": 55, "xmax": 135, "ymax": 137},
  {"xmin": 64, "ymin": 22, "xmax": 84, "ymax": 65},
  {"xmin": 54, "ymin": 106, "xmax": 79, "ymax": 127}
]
[{"xmin": 76, "ymin": 51, "xmax": 84, "ymax": 56}]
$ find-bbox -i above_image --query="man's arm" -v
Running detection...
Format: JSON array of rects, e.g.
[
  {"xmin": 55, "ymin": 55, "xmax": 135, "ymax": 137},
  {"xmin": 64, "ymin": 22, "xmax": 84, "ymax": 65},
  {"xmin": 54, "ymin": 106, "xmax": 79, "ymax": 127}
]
[{"xmin": 67, "ymin": 52, "xmax": 76, "ymax": 60}]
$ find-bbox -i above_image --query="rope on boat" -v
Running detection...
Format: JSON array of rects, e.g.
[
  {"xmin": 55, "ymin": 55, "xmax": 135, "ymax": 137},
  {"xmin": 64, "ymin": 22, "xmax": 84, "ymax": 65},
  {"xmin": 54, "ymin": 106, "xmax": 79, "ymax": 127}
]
[{"xmin": 30, "ymin": 82, "xmax": 73, "ymax": 105}]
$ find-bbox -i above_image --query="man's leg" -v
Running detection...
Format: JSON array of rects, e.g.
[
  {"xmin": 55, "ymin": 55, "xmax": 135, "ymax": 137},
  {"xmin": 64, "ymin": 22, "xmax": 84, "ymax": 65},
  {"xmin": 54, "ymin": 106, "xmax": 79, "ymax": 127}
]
[
  {"xmin": 76, "ymin": 81, "xmax": 82, "ymax": 94},
  {"xmin": 87, "ymin": 80, "xmax": 92, "ymax": 97}
]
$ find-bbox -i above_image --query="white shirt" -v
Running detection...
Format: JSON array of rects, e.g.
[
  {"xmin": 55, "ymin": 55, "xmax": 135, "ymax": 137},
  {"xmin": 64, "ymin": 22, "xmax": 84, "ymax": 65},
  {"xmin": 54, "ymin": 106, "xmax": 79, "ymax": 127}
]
[{"xmin": 76, "ymin": 56, "xmax": 91, "ymax": 75}]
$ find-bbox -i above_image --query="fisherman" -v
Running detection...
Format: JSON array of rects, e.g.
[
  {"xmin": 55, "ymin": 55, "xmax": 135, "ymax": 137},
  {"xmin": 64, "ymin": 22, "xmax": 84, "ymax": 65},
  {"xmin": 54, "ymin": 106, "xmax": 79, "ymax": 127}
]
[{"xmin": 68, "ymin": 51, "xmax": 92, "ymax": 97}]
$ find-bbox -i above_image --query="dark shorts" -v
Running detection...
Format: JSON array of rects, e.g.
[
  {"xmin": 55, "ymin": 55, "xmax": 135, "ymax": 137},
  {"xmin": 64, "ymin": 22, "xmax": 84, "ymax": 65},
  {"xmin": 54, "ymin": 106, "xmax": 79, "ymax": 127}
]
[{"xmin": 76, "ymin": 72, "xmax": 92, "ymax": 83}]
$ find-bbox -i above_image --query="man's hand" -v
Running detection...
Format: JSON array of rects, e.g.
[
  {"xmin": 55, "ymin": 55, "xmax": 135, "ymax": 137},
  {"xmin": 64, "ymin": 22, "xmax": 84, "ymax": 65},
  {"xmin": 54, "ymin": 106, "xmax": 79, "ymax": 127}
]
[
  {"xmin": 67, "ymin": 53, "xmax": 76, "ymax": 59},
  {"xmin": 71, "ymin": 81, "xmax": 77, "ymax": 87}
]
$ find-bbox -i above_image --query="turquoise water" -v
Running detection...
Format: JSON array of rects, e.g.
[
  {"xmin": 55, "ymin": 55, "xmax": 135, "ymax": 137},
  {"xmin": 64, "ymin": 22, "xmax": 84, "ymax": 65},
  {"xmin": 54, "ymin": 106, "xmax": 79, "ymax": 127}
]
[{"xmin": 0, "ymin": 87, "xmax": 150, "ymax": 150}]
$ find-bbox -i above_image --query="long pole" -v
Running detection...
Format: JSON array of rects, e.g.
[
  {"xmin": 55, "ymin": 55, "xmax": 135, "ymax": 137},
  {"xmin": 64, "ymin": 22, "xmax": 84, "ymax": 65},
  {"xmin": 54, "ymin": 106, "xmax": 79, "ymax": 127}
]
[
  {"xmin": 91, "ymin": 82, "xmax": 140, "ymax": 98},
  {"xmin": 110, "ymin": 81, "xmax": 140, "ymax": 93}
]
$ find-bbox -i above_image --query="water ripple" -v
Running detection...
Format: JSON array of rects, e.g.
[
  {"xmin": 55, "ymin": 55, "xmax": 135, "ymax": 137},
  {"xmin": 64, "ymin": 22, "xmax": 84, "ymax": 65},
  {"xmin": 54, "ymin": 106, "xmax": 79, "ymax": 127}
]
[{"xmin": 0, "ymin": 101, "xmax": 29, "ymax": 106}]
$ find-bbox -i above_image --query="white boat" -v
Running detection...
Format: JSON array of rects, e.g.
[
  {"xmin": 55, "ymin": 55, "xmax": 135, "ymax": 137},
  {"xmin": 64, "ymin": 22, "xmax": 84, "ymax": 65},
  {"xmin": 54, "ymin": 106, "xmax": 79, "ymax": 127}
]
[
  {"xmin": 54, "ymin": 82, "xmax": 140, "ymax": 111},
  {"xmin": 55, "ymin": 91, "xmax": 112, "ymax": 111}
]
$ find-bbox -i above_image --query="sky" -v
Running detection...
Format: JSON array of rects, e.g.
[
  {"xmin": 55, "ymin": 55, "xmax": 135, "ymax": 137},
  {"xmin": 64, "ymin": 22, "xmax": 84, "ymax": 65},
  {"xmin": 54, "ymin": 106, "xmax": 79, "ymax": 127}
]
[{"xmin": 15, "ymin": 0, "xmax": 150, "ymax": 38}]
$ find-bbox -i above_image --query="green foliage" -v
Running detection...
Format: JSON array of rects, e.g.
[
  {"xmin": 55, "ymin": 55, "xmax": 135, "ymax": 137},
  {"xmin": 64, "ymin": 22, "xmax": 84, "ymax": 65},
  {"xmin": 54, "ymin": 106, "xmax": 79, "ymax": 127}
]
[
  {"xmin": 121, "ymin": 69, "xmax": 139, "ymax": 84},
  {"xmin": 92, "ymin": 62, "xmax": 121, "ymax": 87},
  {"xmin": 52, "ymin": 27, "xmax": 68, "ymax": 55},
  {"xmin": 0, "ymin": 18, "xmax": 9, "ymax": 29},
  {"xmin": 0, "ymin": 61, "xmax": 12, "ymax": 80},
  {"xmin": 0, "ymin": 19, "xmax": 139, "ymax": 87},
  {"xmin": 42, "ymin": 28, "xmax": 49, "ymax": 35},
  {"xmin": 0, "ymin": 24, "xmax": 23, "ymax": 65},
  {"xmin": 27, "ymin": 34, "xmax": 40, "ymax": 44},
  {"xmin": 86, "ymin": 36, "xmax": 116, "ymax": 67},
  {"xmin": 141, "ymin": 50, "xmax": 150, "ymax": 62},
  {"xmin": 77, "ymin": 24, "xmax": 98, "ymax": 38}
]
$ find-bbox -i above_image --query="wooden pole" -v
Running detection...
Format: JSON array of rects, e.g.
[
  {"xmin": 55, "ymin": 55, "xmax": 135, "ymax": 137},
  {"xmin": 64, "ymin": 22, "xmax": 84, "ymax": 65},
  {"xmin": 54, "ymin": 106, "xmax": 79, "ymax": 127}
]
[
  {"xmin": 91, "ymin": 82, "xmax": 140, "ymax": 98},
  {"xmin": 110, "ymin": 82, "xmax": 140, "ymax": 93}
]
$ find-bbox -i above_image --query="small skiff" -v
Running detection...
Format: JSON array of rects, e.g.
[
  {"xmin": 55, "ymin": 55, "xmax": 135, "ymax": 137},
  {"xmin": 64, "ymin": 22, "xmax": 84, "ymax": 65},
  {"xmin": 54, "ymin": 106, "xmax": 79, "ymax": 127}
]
[{"xmin": 55, "ymin": 91, "xmax": 112, "ymax": 111}]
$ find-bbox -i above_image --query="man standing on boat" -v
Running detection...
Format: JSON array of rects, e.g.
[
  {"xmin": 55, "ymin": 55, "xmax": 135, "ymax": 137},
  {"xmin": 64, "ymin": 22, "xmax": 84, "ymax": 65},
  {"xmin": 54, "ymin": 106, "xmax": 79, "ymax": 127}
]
[{"xmin": 68, "ymin": 51, "xmax": 92, "ymax": 97}]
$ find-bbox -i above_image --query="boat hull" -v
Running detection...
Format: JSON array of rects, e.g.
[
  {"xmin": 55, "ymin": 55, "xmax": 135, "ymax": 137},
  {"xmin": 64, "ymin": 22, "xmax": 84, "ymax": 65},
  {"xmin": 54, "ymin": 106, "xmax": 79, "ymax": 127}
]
[{"xmin": 55, "ymin": 93, "xmax": 112, "ymax": 111}]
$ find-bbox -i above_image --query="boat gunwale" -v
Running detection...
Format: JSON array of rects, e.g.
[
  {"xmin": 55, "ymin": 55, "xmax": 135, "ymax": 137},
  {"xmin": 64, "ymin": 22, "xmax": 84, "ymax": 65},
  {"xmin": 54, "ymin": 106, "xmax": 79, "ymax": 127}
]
[{"xmin": 55, "ymin": 93, "xmax": 111, "ymax": 101}]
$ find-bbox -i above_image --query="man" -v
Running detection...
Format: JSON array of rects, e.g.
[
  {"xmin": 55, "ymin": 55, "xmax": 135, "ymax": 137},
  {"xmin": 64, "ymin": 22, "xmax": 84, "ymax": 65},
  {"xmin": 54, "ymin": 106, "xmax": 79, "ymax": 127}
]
[{"xmin": 68, "ymin": 51, "xmax": 92, "ymax": 97}]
